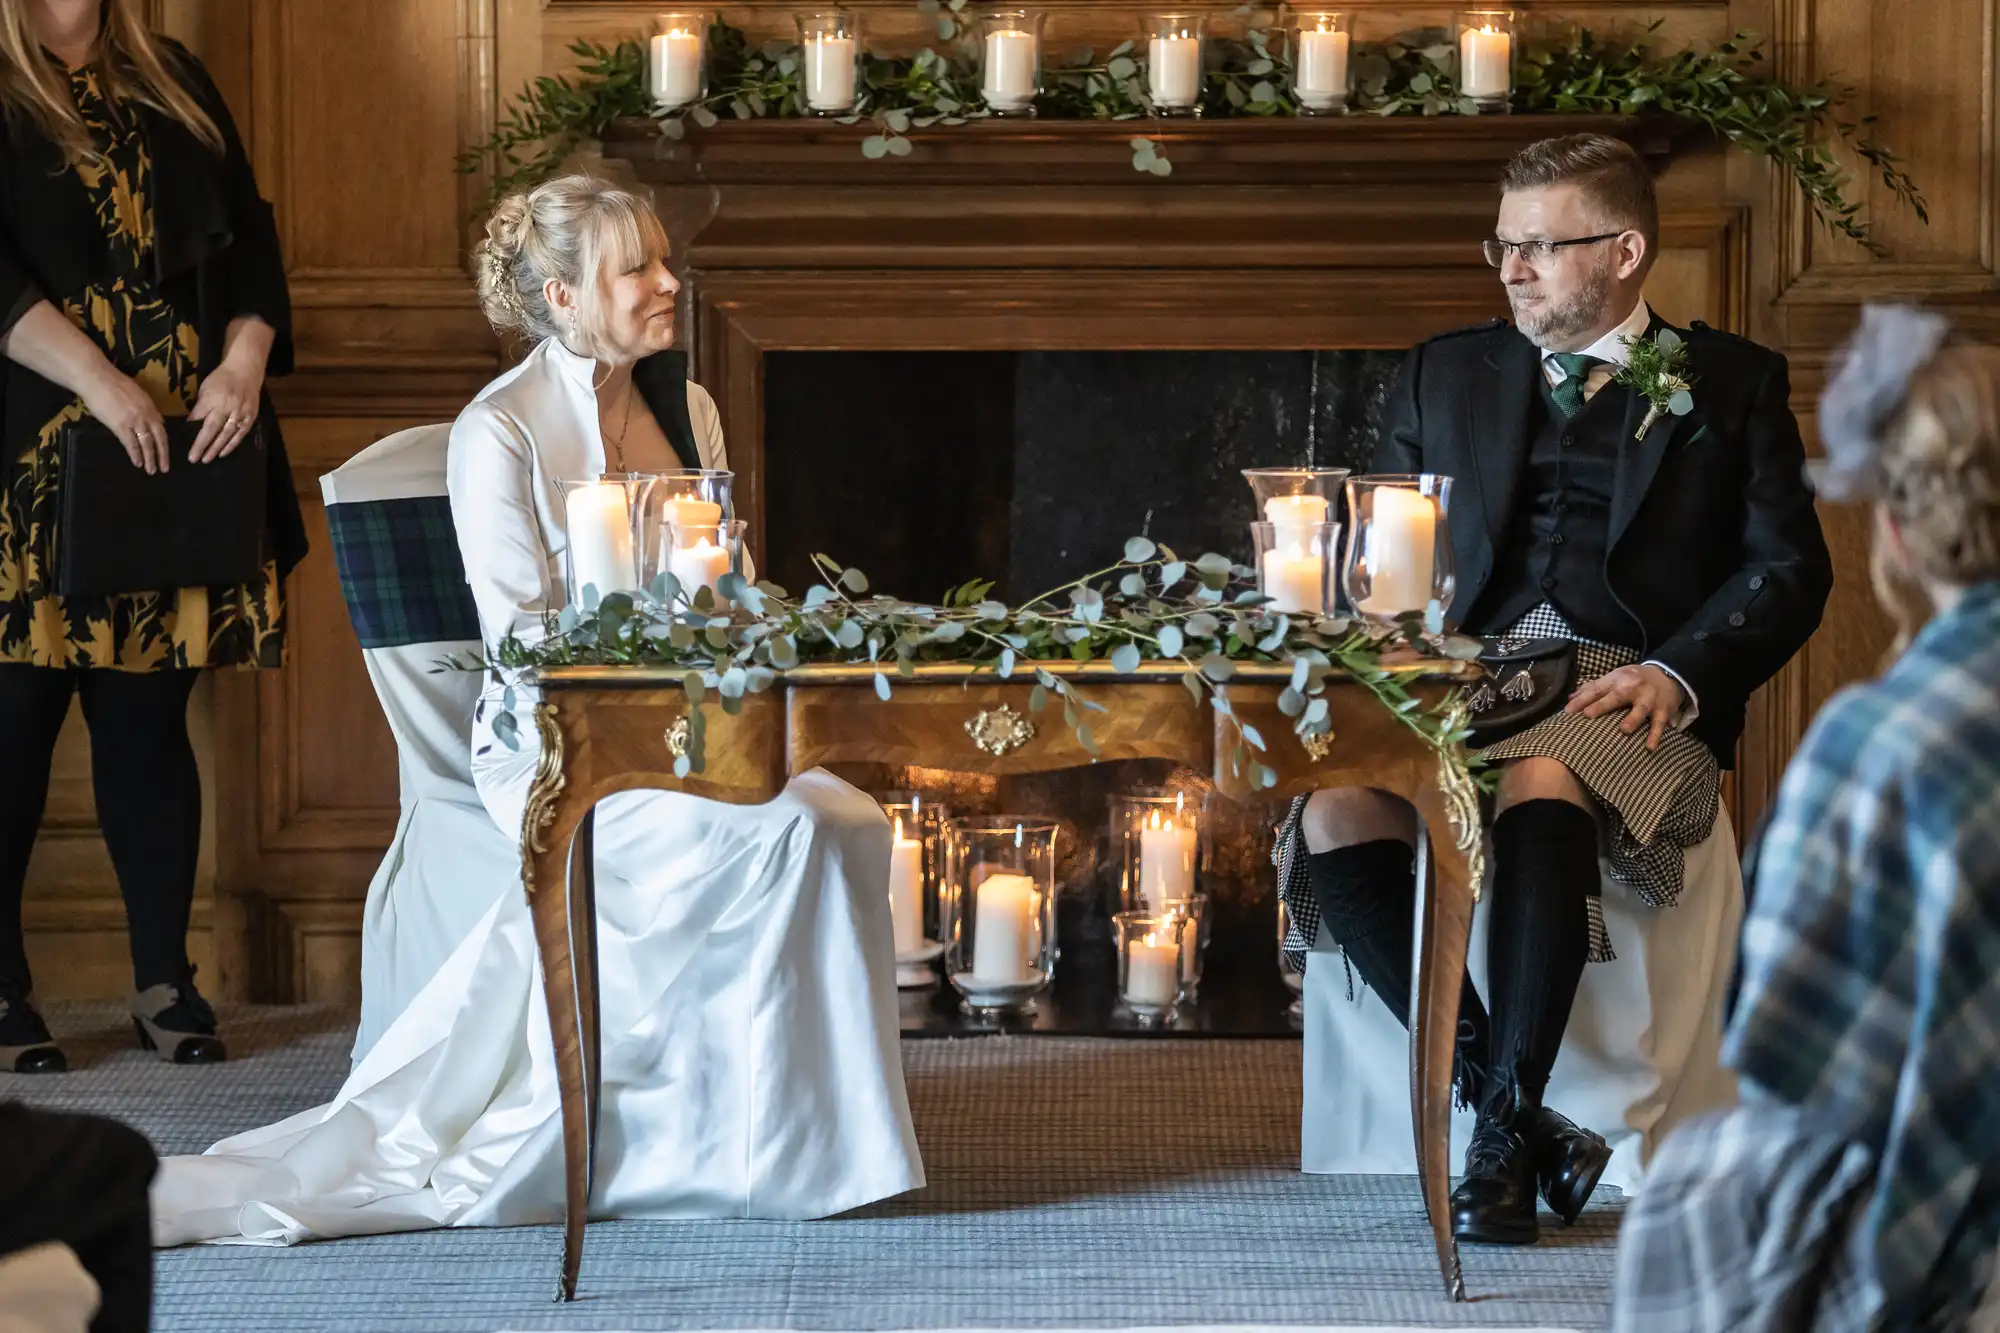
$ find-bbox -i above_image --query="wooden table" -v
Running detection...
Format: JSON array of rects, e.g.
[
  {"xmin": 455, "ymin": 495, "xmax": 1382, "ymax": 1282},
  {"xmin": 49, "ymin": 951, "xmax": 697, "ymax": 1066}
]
[{"xmin": 517, "ymin": 660, "xmax": 1483, "ymax": 1303}]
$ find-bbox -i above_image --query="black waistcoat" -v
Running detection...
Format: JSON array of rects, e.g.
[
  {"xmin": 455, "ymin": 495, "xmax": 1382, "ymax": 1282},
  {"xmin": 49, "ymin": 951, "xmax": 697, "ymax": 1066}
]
[{"xmin": 1464, "ymin": 372, "xmax": 1641, "ymax": 647}]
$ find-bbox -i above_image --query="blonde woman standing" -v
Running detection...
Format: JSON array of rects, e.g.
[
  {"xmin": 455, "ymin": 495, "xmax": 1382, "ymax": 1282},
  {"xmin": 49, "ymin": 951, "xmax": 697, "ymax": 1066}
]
[
  {"xmin": 148, "ymin": 176, "xmax": 923, "ymax": 1247},
  {"xmin": 0, "ymin": 0, "xmax": 303, "ymax": 1073}
]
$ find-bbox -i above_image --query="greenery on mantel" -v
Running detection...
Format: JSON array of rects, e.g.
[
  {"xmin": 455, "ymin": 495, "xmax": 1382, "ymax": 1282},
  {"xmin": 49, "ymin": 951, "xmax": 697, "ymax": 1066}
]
[
  {"xmin": 458, "ymin": 9, "xmax": 1926, "ymax": 254},
  {"xmin": 465, "ymin": 538, "xmax": 1491, "ymax": 834}
]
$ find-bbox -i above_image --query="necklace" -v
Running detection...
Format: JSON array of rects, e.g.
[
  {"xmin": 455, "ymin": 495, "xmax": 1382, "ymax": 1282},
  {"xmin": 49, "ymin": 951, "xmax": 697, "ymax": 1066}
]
[{"xmin": 603, "ymin": 376, "xmax": 637, "ymax": 474}]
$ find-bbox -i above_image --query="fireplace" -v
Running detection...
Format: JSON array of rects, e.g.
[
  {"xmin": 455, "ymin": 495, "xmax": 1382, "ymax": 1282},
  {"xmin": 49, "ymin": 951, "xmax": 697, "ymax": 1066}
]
[{"xmin": 603, "ymin": 112, "xmax": 1718, "ymax": 1034}]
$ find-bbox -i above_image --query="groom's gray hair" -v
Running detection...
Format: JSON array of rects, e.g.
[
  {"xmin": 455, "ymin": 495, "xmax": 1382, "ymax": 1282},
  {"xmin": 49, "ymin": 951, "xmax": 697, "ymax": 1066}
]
[{"xmin": 1501, "ymin": 133, "xmax": 1659, "ymax": 254}]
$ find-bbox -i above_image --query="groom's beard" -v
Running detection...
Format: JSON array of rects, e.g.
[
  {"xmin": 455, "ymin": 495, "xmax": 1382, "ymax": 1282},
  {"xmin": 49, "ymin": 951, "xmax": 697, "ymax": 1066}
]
[{"xmin": 1506, "ymin": 254, "xmax": 1615, "ymax": 349}]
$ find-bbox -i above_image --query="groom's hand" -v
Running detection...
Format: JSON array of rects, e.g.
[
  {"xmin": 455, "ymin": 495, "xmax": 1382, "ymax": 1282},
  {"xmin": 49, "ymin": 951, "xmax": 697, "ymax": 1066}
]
[{"xmin": 1567, "ymin": 664, "xmax": 1685, "ymax": 752}]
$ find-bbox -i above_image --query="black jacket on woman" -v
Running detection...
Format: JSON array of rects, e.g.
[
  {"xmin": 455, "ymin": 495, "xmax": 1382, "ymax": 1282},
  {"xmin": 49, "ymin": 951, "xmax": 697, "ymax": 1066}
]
[{"xmin": 0, "ymin": 37, "xmax": 307, "ymax": 577}]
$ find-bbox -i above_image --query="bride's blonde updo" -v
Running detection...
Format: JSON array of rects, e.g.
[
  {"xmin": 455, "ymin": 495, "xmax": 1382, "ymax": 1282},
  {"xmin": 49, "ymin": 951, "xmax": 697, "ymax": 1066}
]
[{"xmin": 472, "ymin": 174, "xmax": 670, "ymax": 357}]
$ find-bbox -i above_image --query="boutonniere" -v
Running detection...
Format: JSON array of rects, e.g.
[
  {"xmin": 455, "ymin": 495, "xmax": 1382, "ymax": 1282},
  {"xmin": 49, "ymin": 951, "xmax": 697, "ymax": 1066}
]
[{"xmin": 1613, "ymin": 328, "xmax": 1698, "ymax": 441}]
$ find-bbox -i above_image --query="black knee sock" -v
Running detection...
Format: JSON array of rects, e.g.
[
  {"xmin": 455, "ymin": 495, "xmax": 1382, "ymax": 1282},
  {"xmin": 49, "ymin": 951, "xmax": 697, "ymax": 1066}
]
[
  {"xmin": 1485, "ymin": 799, "xmax": 1598, "ymax": 1109},
  {"xmin": 0, "ymin": 667, "xmax": 77, "ymax": 995},
  {"xmin": 1306, "ymin": 840, "xmax": 1492, "ymax": 1103}
]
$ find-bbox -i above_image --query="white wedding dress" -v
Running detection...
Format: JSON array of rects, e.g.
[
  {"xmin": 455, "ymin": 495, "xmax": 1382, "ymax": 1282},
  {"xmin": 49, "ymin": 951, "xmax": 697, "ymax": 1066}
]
[{"xmin": 151, "ymin": 338, "xmax": 924, "ymax": 1246}]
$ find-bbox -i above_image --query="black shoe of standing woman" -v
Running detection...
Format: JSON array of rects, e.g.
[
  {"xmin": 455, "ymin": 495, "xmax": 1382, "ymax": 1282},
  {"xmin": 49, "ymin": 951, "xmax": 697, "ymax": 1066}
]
[
  {"xmin": 0, "ymin": 986, "xmax": 68, "ymax": 1074},
  {"xmin": 128, "ymin": 967, "xmax": 226, "ymax": 1064}
]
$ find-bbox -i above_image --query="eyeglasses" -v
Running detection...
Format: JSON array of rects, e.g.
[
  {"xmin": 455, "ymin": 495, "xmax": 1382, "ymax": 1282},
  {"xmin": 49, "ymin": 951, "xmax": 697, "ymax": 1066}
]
[{"xmin": 1482, "ymin": 232, "xmax": 1625, "ymax": 269}]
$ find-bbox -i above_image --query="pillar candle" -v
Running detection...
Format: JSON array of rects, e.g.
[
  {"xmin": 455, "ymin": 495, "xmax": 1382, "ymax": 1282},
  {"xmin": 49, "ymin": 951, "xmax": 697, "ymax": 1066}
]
[
  {"xmin": 649, "ymin": 29, "xmax": 703, "ymax": 107},
  {"xmin": 983, "ymin": 29, "xmax": 1038, "ymax": 109},
  {"xmin": 969, "ymin": 872, "xmax": 1038, "ymax": 984},
  {"xmin": 1125, "ymin": 931, "xmax": 1181, "ymax": 1008},
  {"xmin": 1138, "ymin": 813, "xmax": 1197, "ymax": 914},
  {"xmin": 564, "ymin": 482, "xmax": 635, "ymax": 600},
  {"xmin": 1148, "ymin": 35, "xmax": 1201, "ymax": 107},
  {"xmin": 664, "ymin": 497, "xmax": 723, "ymax": 542},
  {"xmin": 1358, "ymin": 487, "xmax": 1438, "ymax": 616},
  {"xmin": 1259, "ymin": 547, "xmax": 1325, "ymax": 615},
  {"xmin": 1294, "ymin": 27, "xmax": 1349, "ymax": 108},
  {"xmin": 1263, "ymin": 494, "xmax": 1330, "ymax": 528},
  {"xmin": 1458, "ymin": 24, "xmax": 1511, "ymax": 99},
  {"xmin": 805, "ymin": 35, "xmax": 857, "ymax": 111},
  {"xmin": 667, "ymin": 535, "xmax": 731, "ymax": 606},
  {"xmin": 888, "ymin": 815, "xmax": 923, "ymax": 954}
]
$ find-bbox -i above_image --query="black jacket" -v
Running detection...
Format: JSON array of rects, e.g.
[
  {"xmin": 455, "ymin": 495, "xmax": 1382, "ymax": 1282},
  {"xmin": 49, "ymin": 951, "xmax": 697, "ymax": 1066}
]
[
  {"xmin": 0, "ymin": 38, "xmax": 306, "ymax": 578},
  {"xmin": 1374, "ymin": 316, "xmax": 1834, "ymax": 767}
]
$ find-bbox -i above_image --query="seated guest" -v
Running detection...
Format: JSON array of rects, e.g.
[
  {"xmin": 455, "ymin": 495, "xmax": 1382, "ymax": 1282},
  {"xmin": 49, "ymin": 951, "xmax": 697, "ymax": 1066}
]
[
  {"xmin": 1280, "ymin": 133, "xmax": 1831, "ymax": 1244},
  {"xmin": 0, "ymin": 1102, "xmax": 157, "ymax": 1333},
  {"xmin": 1612, "ymin": 308, "xmax": 2000, "ymax": 1329},
  {"xmin": 148, "ymin": 176, "xmax": 923, "ymax": 1245}
]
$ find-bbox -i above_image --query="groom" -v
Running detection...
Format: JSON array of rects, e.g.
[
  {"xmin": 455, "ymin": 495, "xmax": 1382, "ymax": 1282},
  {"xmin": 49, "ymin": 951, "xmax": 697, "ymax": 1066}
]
[{"xmin": 1300, "ymin": 133, "xmax": 1832, "ymax": 1244}]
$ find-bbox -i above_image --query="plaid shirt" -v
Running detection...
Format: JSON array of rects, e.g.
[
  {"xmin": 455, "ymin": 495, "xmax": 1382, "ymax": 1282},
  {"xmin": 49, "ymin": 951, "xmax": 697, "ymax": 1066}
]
[{"xmin": 1614, "ymin": 582, "xmax": 2000, "ymax": 1330}]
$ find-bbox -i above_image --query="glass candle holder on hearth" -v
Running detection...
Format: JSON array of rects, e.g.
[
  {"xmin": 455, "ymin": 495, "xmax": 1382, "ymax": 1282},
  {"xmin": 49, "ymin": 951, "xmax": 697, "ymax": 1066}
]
[
  {"xmin": 1110, "ymin": 787, "xmax": 1211, "ymax": 997},
  {"xmin": 942, "ymin": 817, "xmax": 1060, "ymax": 1016},
  {"xmin": 556, "ymin": 475, "xmax": 650, "ymax": 609},
  {"xmin": 878, "ymin": 790, "xmax": 950, "ymax": 987},
  {"xmin": 979, "ymin": 9, "xmax": 1044, "ymax": 116},
  {"xmin": 798, "ymin": 9, "xmax": 862, "ymax": 114},
  {"xmin": 1115, "ymin": 910, "xmax": 1190, "ymax": 1024},
  {"xmin": 1251, "ymin": 519, "xmax": 1339, "ymax": 618},
  {"xmin": 1341, "ymin": 474, "xmax": 1456, "ymax": 626},
  {"xmin": 1454, "ymin": 9, "xmax": 1515, "ymax": 111},
  {"xmin": 649, "ymin": 12, "xmax": 712, "ymax": 110},
  {"xmin": 1286, "ymin": 10, "xmax": 1353, "ymax": 115},
  {"xmin": 1141, "ymin": 13, "xmax": 1207, "ymax": 116}
]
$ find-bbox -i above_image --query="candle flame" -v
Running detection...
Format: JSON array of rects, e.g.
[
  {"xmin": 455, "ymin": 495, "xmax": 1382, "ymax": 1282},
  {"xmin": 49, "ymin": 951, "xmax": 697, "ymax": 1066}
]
[
  {"xmin": 894, "ymin": 813, "xmax": 905, "ymax": 841},
  {"xmin": 1142, "ymin": 931, "xmax": 1160, "ymax": 948}
]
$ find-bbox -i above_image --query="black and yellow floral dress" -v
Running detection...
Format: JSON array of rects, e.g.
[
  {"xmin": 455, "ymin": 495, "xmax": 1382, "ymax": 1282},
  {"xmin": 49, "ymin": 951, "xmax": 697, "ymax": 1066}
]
[{"xmin": 0, "ymin": 64, "xmax": 282, "ymax": 671}]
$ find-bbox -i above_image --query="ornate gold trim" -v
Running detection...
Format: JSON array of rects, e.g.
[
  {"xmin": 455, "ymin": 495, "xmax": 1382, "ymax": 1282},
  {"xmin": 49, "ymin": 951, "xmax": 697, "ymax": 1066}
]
[
  {"xmin": 1300, "ymin": 728, "xmax": 1336, "ymax": 761},
  {"xmin": 965, "ymin": 704, "xmax": 1035, "ymax": 756},
  {"xmin": 520, "ymin": 703, "xmax": 566, "ymax": 896},
  {"xmin": 663, "ymin": 715, "xmax": 692, "ymax": 758},
  {"xmin": 1434, "ymin": 699, "xmax": 1485, "ymax": 902}
]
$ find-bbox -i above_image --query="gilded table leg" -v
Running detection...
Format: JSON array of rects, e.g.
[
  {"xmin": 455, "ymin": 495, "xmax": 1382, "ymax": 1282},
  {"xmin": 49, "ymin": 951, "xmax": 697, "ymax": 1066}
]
[
  {"xmin": 520, "ymin": 703, "xmax": 595, "ymax": 1302},
  {"xmin": 1408, "ymin": 763, "xmax": 1483, "ymax": 1303}
]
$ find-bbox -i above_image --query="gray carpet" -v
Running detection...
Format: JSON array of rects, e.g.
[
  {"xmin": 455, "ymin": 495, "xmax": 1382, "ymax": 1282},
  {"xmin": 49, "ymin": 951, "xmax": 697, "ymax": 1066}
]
[{"xmin": 7, "ymin": 1003, "xmax": 1621, "ymax": 1332}]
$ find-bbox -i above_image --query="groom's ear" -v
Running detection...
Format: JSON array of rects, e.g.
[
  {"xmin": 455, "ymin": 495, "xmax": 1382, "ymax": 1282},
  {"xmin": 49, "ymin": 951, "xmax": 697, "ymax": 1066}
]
[{"xmin": 1613, "ymin": 229, "xmax": 1650, "ymax": 282}]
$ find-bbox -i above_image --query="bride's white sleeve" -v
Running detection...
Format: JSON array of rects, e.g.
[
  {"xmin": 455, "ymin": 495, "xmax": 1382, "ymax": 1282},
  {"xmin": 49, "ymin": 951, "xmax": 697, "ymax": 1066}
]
[{"xmin": 448, "ymin": 400, "xmax": 552, "ymax": 655}]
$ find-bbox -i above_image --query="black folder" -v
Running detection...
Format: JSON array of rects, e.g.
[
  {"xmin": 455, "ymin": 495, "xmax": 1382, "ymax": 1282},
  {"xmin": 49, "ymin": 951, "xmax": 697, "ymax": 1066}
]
[{"xmin": 57, "ymin": 417, "xmax": 268, "ymax": 598}]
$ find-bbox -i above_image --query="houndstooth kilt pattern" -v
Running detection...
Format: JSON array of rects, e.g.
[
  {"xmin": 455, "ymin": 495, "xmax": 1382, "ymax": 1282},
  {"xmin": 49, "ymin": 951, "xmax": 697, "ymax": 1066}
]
[{"xmin": 1276, "ymin": 603, "xmax": 1721, "ymax": 971}]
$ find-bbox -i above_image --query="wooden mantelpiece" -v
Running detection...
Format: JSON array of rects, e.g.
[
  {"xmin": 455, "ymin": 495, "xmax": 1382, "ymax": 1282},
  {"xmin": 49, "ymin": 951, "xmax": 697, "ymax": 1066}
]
[{"xmin": 601, "ymin": 112, "xmax": 1679, "ymax": 187}]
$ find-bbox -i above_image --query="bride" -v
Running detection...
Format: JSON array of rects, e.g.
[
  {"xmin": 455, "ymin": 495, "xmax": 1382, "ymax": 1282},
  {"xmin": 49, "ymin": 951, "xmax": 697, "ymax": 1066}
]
[{"xmin": 150, "ymin": 175, "xmax": 924, "ymax": 1245}]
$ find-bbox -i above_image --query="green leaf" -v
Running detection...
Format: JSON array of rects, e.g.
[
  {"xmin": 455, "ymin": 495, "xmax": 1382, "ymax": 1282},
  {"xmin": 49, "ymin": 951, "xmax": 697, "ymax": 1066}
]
[
  {"xmin": 1124, "ymin": 535, "xmax": 1158, "ymax": 563},
  {"xmin": 1111, "ymin": 643, "xmax": 1143, "ymax": 674},
  {"xmin": 1277, "ymin": 686, "xmax": 1305, "ymax": 717},
  {"xmin": 1029, "ymin": 683, "xmax": 1049, "ymax": 713},
  {"xmin": 999, "ymin": 647, "xmax": 1016, "ymax": 678},
  {"xmin": 1077, "ymin": 724, "xmax": 1101, "ymax": 755},
  {"xmin": 1241, "ymin": 723, "xmax": 1267, "ymax": 751},
  {"xmin": 1109, "ymin": 56, "xmax": 1138, "ymax": 80},
  {"xmin": 874, "ymin": 672, "xmax": 892, "ymax": 701},
  {"xmin": 1669, "ymin": 389, "xmax": 1695, "ymax": 415},
  {"xmin": 673, "ymin": 753, "xmax": 692, "ymax": 779},
  {"xmin": 841, "ymin": 567, "xmax": 870, "ymax": 594},
  {"xmin": 1655, "ymin": 327, "xmax": 1683, "ymax": 351},
  {"xmin": 861, "ymin": 136, "xmax": 890, "ymax": 159},
  {"xmin": 1182, "ymin": 670, "xmax": 1206, "ymax": 704},
  {"xmin": 1158, "ymin": 561, "xmax": 1186, "ymax": 592},
  {"xmin": 1119, "ymin": 572, "xmax": 1145, "ymax": 597},
  {"xmin": 1200, "ymin": 652, "xmax": 1235, "ymax": 682},
  {"xmin": 1156, "ymin": 624, "xmax": 1184, "ymax": 657},
  {"xmin": 1147, "ymin": 157, "xmax": 1173, "ymax": 177},
  {"xmin": 1250, "ymin": 80, "xmax": 1276, "ymax": 104}
]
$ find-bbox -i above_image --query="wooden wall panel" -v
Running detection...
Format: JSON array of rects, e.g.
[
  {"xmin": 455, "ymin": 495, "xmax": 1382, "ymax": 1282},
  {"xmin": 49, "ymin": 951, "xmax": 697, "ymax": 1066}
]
[{"xmin": 36, "ymin": 0, "xmax": 1996, "ymax": 1000}]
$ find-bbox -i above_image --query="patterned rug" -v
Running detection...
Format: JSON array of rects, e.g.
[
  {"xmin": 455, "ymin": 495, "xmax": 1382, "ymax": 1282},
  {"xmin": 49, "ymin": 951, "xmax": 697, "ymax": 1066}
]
[{"xmin": 8, "ymin": 1002, "xmax": 1622, "ymax": 1333}]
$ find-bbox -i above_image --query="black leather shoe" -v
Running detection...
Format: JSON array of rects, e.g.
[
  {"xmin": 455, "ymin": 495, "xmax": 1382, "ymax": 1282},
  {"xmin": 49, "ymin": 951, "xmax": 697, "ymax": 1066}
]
[
  {"xmin": 1450, "ymin": 1112, "xmax": 1540, "ymax": 1245},
  {"xmin": 0, "ymin": 988, "xmax": 68, "ymax": 1074},
  {"xmin": 129, "ymin": 968, "xmax": 226, "ymax": 1065},
  {"xmin": 1522, "ymin": 1104, "xmax": 1612, "ymax": 1225}
]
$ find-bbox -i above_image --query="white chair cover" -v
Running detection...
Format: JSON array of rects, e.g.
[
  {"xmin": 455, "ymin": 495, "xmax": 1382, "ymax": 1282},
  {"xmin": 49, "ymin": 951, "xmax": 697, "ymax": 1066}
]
[
  {"xmin": 320, "ymin": 424, "xmax": 519, "ymax": 1063},
  {"xmin": 1302, "ymin": 808, "xmax": 1744, "ymax": 1197}
]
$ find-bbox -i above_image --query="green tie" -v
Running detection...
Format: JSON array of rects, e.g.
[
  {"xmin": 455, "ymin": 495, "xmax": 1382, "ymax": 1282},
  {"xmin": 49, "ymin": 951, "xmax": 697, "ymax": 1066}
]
[{"xmin": 1547, "ymin": 352, "xmax": 1603, "ymax": 418}]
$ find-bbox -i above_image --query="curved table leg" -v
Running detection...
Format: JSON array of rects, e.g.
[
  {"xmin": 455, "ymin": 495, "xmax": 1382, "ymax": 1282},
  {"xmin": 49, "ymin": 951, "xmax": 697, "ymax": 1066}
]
[
  {"xmin": 1409, "ymin": 777, "xmax": 1480, "ymax": 1303},
  {"xmin": 520, "ymin": 704, "xmax": 600, "ymax": 1303}
]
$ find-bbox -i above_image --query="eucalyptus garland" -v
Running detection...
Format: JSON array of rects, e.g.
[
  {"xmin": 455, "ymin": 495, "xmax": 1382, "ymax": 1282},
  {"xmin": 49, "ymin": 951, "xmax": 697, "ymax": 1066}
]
[
  {"xmin": 459, "ymin": 11, "xmax": 1925, "ymax": 253},
  {"xmin": 469, "ymin": 537, "xmax": 1490, "ymax": 803}
]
